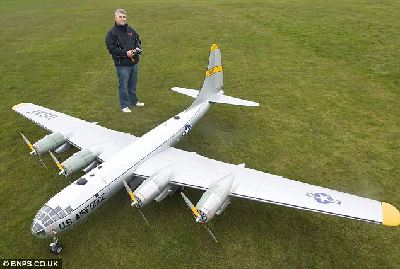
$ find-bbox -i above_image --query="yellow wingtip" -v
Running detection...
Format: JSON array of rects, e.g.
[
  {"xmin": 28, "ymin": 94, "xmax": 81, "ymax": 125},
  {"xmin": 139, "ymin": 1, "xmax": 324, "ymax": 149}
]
[
  {"xmin": 382, "ymin": 202, "xmax": 400, "ymax": 226},
  {"xmin": 210, "ymin": 44, "xmax": 219, "ymax": 51},
  {"xmin": 12, "ymin": 103, "xmax": 29, "ymax": 111}
]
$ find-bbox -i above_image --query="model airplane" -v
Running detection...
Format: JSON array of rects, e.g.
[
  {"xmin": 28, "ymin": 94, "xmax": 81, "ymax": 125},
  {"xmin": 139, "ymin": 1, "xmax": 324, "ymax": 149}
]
[{"xmin": 13, "ymin": 44, "xmax": 399, "ymax": 254}]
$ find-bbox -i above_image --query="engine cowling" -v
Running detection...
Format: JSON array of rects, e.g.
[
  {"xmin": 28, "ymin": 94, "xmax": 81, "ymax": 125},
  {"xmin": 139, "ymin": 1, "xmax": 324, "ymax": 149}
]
[
  {"xmin": 33, "ymin": 132, "xmax": 67, "ymax": 155},
  {"xmin": 196, "ymin": 174, "xmax": 234, "ymax": 223},
  {"xmin": 82, "ymin": 160, "xmax": 99, "ymax": 173},
  {"xmin": 134, "ymin": 173, "xmax": 171, "ymax": 207},
  {"xmin": 61, "ymin": 149, "xmax": 96, "ymax": 176},
  {"xmin": 54, "ymin": 142, "xmax": 71, "ymax": 154}
]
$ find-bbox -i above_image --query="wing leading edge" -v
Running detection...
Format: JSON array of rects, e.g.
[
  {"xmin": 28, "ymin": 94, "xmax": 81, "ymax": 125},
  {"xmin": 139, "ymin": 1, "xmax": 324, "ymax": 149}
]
[
  {"xmin": 13, "ymin": 103, "xmax": 138, "ymax": 161},
  {"xmin": 134, "ymin": 148, "xmax": 400, "ymax": 226}
]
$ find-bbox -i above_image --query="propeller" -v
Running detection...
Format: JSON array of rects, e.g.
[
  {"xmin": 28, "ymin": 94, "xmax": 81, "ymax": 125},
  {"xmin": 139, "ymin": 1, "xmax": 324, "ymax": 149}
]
[
  {"xmin": 180, "ymin": 192, "xmax": 218, "ymax": 243},
  {"xmin": 20, "ymin": 132, "xmax": 48, "ymax": 169},
  {"xmin": 49, "ymin": 151, "xmax": 66, "ymax": 176},
  {"xmin": 122, "ymin": 179, "xmax": 150, "ymax": 227}
]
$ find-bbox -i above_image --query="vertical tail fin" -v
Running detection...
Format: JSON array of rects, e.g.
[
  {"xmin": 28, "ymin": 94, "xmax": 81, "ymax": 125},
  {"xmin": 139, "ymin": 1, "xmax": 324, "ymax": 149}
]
[
  {"xmin": 193, "ymin": 44, "xmax": 223, "ymax": 105},
  {"xmin": 172, "ymin": 44, "xmax": 259, "ymax": 107},
  {"xmin": 203, "ymin": 44, "xmax": 223, "ymax": 93}
]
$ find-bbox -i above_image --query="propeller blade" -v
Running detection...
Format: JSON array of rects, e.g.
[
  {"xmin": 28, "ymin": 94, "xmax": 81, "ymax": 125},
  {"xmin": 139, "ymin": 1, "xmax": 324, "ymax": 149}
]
[
  {"xmin": 202, "ymin": 223, "xmax": 218, "ymax": 243},
  {"xmin": 180, "ymin": 193, "xmax": 218, "ymax": 242},
  {"xmin": 180, "ymin": 192, "xmax": 200, "ymax": 218},
  {"xmin": 20, "ymin": 132, "xmax": 35, "ymax": 154},
  {"xmin": 138, "ymin": 208, "xmax": 150, "ymax": 227},
  {"xmin": 20, "ymin": 132, "xmax": 48, "ymax": 170},
  {"xmin": 37, "ymin": 155, "xmax": 49, "ymax": 170},
  {"xmin": 49, "ymin": 151, "xmax": 64, "ymax": 175},
  {"xmin": 122, "ymin": 179, "xmax": 137, "ymax": 205},
  {"xmin": 122, "ymin": 179, "xmax": 150, "ymax": 226}
]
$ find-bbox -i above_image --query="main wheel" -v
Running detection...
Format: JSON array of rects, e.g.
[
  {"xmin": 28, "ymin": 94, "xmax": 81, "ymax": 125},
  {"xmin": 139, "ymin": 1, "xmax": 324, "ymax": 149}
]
[
  {"xmin": 54, "ymin": 244, "xmax": 63, "ymax": 255},
  {"xmin": 50, "ymin": 242, "xmax": 63, "ymax": 255}
]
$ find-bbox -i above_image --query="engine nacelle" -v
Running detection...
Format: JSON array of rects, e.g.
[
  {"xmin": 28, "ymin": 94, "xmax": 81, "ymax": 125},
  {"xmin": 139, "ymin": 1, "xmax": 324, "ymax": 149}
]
[
  {"xmin": 82, "ymin": 160, "xmax": 99, "ymax": 173},
  {"xmin": 154, "ymin": 185, "xmax": 179, "ymax": 202},
  {"xmin": 54, "ymin": 142, "xmax": 71, "ymax": 154},
  {"xmin": 134, "ymin": 173, "xmax": 171, "ymax": 207},
  {"xmin": 33, "ymin": 132, "xmax": 66, "ymax": 155},
  {"xmin": 61, "ymin": 149, "xmax": 96, "ymax": 176},
  {"xmin": 196, "ymin": 175, "xmax": 234, "ymax": 223}
]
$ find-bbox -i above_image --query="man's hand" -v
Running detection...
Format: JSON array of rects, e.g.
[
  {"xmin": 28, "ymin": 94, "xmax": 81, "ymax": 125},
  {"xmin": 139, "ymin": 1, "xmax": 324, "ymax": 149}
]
[{"xmin": 127, "ymin": 50, "xmax": 134, "ymax": 58}]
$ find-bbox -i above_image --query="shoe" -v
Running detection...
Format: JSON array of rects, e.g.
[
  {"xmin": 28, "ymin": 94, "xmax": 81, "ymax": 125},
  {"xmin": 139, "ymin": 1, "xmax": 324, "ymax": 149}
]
[
  {"xmin": 121, "ymin": 107, "xmax": 131, "ymax": 113},
  {"xmin": 135, "ymin": 102, "xmax": 144, "ymax": 107}
]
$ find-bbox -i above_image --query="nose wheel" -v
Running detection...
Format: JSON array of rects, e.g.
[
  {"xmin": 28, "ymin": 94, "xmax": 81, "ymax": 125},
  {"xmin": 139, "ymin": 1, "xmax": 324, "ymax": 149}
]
[{"xmin": 49, "ymin": 233, "xmax": 63, "ymax": 255}]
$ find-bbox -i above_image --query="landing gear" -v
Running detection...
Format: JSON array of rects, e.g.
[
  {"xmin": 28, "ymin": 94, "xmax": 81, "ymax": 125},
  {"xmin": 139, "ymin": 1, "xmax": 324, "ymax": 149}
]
[{"xmin": 49, "ymin": 233, "xmax": 63, "ymax": 255}]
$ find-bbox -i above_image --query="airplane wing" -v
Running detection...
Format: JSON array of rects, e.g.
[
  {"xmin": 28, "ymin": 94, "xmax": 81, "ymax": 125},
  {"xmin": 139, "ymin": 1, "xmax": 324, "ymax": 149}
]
[
  {"xmin": 12, "ymin": 103, "xmax": 137, "ymax": 161},
  {"xmin": 134, "ymin": 147, "xmax": 400, "ymax": 226}
]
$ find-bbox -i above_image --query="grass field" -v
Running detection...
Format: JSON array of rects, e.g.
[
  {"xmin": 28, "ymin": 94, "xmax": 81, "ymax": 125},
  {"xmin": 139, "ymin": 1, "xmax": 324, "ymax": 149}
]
[{"xmin": 1, "ymin": 0, "xmax": 399, "ymax": 268}]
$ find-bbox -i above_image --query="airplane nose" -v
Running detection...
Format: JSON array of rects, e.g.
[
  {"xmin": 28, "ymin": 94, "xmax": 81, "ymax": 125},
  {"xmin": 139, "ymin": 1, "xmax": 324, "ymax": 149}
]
[{"xmin": 31, "ymin": 219, "xmax": 46, "ymax": 238}]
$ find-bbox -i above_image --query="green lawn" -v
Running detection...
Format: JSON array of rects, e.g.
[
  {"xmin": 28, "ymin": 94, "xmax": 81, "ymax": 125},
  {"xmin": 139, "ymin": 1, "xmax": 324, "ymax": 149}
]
[{"xmin": 0, "ymin": 0, "xmax": 399, "ymax": 268}]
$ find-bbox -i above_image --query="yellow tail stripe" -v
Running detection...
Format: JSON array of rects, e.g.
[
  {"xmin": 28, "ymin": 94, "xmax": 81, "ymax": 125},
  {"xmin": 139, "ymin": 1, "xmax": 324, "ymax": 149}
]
[{"xmin": 205, "ymin": 65, "xmax": 222, "ymax": 77}]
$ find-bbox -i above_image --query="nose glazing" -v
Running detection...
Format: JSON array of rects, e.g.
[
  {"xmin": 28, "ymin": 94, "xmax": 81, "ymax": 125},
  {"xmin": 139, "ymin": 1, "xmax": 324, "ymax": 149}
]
[
  {"xmin": 31, "ymin": 205, "xmax": 62, "ymax": 238},
  {"xmin": 31, "ymin": 220, "xmax": 45, "ymax": 238}
]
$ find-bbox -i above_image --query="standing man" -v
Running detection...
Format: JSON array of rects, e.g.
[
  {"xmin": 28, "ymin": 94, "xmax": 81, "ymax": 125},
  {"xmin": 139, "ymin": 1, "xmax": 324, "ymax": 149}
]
[{"xmin": 105, "ymin": 8, "xmax": 144, "ymax": 113}]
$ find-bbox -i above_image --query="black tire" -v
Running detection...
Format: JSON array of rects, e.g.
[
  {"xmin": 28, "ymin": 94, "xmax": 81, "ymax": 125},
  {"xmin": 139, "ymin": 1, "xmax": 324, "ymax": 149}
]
[
  {"xmin": 54, "ymin": 244, "xmax": 63, "ymax": 255},
  {"xmin": 50, "ymin": 243, "xmax": 63, "ymax": 255}
]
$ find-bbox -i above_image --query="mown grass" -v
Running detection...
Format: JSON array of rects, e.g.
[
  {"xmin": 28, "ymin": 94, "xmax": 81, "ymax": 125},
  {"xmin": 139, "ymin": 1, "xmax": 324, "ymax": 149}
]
[{"xmin": 0, "ymin": 0, "xmax": 399, "ymax": 268}]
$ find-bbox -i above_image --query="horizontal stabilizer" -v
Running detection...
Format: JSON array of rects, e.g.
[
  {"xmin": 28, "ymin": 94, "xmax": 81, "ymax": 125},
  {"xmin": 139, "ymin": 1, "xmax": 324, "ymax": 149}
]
[
  {"xmin": 171, "ymin": 87, "xmax": 199, "ymax": 98},
  {"xmin": 171, "ymin": 87, "xmax": 259, "ymax": 107},
  {"xmin": 209, "ymin": 93, "xmax": 259, "ymax": 107}
]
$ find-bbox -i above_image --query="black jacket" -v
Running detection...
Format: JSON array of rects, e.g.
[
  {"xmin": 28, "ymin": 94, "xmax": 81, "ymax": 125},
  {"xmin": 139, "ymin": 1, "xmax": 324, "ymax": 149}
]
[{"xmin": 105, "ymin": 23, "xmax": 141, "ymax": 66}]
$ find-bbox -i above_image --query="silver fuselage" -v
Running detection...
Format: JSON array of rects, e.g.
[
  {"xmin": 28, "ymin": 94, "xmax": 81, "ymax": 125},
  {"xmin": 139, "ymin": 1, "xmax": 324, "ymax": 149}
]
[{"xmin": 32, "ymin": 102, "xmax": 211, "ymax": 238}]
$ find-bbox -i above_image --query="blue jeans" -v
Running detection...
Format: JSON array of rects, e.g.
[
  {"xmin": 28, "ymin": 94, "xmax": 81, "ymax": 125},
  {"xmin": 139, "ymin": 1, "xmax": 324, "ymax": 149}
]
[{"xmin": 116, "ymin": 65, "xmax": 138, "ymax": 109}]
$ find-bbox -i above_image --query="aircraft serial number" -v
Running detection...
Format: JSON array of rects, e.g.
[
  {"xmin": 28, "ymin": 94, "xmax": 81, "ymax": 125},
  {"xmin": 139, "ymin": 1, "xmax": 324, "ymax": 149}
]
[{"xmin": 27, "ymin": 110, "xmax": 58, "ymax": 120}]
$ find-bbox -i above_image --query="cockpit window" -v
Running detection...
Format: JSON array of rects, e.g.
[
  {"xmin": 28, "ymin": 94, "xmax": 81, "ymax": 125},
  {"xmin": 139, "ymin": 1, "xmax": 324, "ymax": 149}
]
[
  {"xmin": 58, "ymin": 210, "xmax": 66, "ymax": 218},
  {"xmin": 42, "ymin": 215, "xmax": 50, "ymax": 223},
  {"xmin": 43, "ymin": 219, "xmax": 55, "ymax": 227},
  {"xmin": 44, "ymin": 206, "xmax": 52, "ymax": 213},
  {"xmin": 31, "ymin": 221, "xmax": 45, "ymax": 235},
  {"xmin": 54, "ymin": 206, "xmax": 62, "ymax": 213},
  {"xmin": 35, "ymin": 205, "xmax": 60, "ymax": 228},
  {"xmin": 37, "ymin": 212, "xmax": 46, "ymax": 221},
  {"xmin": 49, "ymin": 210, "xmax": 57, "ymax": 217}
]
